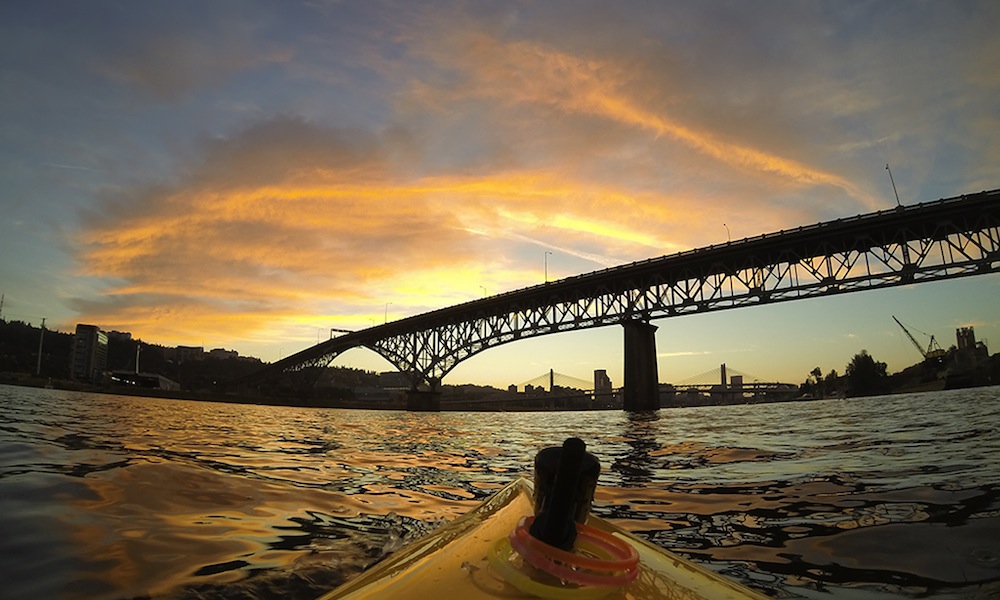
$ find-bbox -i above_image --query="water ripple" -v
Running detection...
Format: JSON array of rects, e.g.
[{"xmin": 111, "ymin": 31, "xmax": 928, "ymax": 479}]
[{"xmin": 0, "ymin": 384, "xmax": 998, "ymax": 599}]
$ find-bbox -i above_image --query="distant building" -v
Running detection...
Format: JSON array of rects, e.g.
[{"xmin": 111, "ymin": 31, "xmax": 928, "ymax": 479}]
[
  {"xmin": 71, "ymin": 324, "xmax": 108, "ymax": 383},
  {"xmin": 108, "ymin": 371, "xmax": 180, "ymax": 391},
  {"xmin": 594, "ymin": 369, "xmax": 612, "ymax": 393},
  {"xmin": 175, "ymin": 345, "xmax": 204, "ymax": 363},
  {"xmin": 378, "ymin": 371, "xmax": 411, "ymax": 390},
  {"xmin": 957, "ymin": 326, "xmax": 978, "ymax": 351},
  {"xmin": 208, "ymin": 348, "xmax": 238, "ymax": 360},
  {"xmin": 106, "ymin": 330, "xmax": 132, "ymax": 342},
  {"xmin": 953, "ymin": 326, "xmax": 989, "ymax": 373}
]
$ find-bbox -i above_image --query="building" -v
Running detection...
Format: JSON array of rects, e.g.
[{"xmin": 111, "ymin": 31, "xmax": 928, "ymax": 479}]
[
  {"xmin": 952, "ymin": 326, "xmax": 990, "ymax": 375},
  {"xmin": 207, "ymin": 348, "xmax": 238, "ymax": 360},
  {"xmin": 108, "ymin": 371, "xmax": 180, "ymax": 391},
  {"xmin": 175, "ymin": 345, "xmax": 205, "ymax": 363},
  {"xmin": 378, "ymin": 371, "xmax": 411, "ymax": 390},
  {"xmin": 71, "ymin": 324, "xmax": 108, "ymax": 383},
  {"xmin": 594, "ymin": 369, "xmax": 612, "ymax": 394},
  {"xmin": 957, "ymin": 326, "xmax": 979, "ymax": 351},
  {"xmin": 106, "ymin": 330, "xmax": 132, "ymax": 342}
]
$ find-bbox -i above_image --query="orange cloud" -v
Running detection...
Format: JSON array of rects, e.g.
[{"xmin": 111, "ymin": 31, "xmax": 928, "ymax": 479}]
[{"xmin": 76, "ymin": 114, "xmax": 800, "ymax": 349}]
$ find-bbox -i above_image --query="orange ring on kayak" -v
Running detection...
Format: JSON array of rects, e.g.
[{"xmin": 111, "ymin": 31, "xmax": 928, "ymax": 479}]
[
  {"xmin": 512, "ymin": 516, "xmax": 639, "ymax": 571},
  {"xmin": 510, "ymin": 526, "xmax": 637, "ymax": 573},
  {"xmin": 488, "ymin": 537, "xmax": 623, "ymax": 600},
  {"xmin": 508, "ymin": 530, "xmax": 639, "ymax": 587}
]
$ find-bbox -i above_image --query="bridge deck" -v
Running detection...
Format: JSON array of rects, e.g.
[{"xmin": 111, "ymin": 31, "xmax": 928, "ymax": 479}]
[{"xmin": 237, "ymin": 188, "xmax": 999, "ymax": 394}]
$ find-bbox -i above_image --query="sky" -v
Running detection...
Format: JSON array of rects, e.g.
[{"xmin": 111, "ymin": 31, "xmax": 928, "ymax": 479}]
[{"xmin": 1, "ymin": 1, "xmax": 999, "ymax": 389}]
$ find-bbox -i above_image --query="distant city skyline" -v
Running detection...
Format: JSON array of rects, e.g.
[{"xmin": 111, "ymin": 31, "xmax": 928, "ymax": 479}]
[{"xmin": 1, "ymin": 1, "xmax": 998, "ymax": 389}]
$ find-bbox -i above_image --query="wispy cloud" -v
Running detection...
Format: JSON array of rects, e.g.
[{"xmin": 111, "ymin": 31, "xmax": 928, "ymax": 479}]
[
  {"xmin": 400, "ymin": 19, "xmax": 876, "ymax": 205},
  {"xmin": 658, "ymin": 350, "xmax": 713, "ymax": 358},
  {"xmin": 71, "ymin": 117, "xmax": 728, "ymax": 344},
  {"xmin": 41, "ymin": 162, "xmax": 101, "ymax": 172}
]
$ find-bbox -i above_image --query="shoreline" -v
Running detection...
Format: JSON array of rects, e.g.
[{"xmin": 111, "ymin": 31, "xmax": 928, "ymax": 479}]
[{"xmin": 5, "ymin": 374, "xmax": 998, "ymax": 413}]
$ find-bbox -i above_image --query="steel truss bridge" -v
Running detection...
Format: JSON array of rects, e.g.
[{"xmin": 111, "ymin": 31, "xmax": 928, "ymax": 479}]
[{"xmin": 236, "ymin": 188, "xmax": 1000, "ymax": 410}]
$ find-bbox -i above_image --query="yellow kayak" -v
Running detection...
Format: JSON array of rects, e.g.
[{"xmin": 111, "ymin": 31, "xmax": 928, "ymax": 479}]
[{"xmin": 318, "ymin": 477, "xmax": 769, "ymax": 600}]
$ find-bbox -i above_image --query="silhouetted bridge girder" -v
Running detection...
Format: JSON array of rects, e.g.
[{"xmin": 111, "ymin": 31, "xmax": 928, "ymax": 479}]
[{"xmin": 236, "ymin": 188, "xmax": 1000, "ymax": 410}]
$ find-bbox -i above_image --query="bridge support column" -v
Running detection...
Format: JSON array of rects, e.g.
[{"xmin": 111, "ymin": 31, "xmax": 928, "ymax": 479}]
[
  {"xmin": 623, "ymin": 320, "xmax": 660, "ymax": 411},
  {"xmin": 406, "ymin": 389, "xmax": 441, "ymax": 411}
]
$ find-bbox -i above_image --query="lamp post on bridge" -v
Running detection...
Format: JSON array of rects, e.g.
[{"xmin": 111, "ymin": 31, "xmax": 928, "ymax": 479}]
[
  {"xmin": 723, "ymin": 223, "xmax": 731, "ymax": 242},
  {"xmin": 384, "ymin": 302, "xmax": 392, "ymax": 324},
  {"xmin": 544, "ymin": 251, "xmax": 552, "ymax": 283}
]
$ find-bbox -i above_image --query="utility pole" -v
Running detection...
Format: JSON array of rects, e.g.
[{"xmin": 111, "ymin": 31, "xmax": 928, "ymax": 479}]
[
  {"xmin": 0, "ymin": 293, "xmax": 5, "ymax": 321},
  {"xmin": 36, "ymin": 318, "xmax": 46, "ymax": 376}
]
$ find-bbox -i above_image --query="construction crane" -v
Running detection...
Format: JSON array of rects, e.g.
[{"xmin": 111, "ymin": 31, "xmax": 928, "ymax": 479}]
[{"xmin": 892, "ymin": 316, "xmax": 947, "ymax": 360}]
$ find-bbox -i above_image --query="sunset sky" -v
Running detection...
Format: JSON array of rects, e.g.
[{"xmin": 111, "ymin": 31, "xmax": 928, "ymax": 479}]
[{"xmin": 2, "ymin": 1, "xmax": 998, "ymax": 389}]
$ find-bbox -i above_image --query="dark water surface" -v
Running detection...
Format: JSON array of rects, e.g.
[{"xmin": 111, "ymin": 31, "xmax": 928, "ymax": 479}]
[{"xmin": 1, "ymin": 384, "xmax": 998, "ymax": 599}]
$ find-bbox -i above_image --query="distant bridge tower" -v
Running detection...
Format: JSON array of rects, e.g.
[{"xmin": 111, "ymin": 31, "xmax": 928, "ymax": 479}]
[{"xmin": 623, "ymin": 320, "xmax": 659, "ymax": 410}]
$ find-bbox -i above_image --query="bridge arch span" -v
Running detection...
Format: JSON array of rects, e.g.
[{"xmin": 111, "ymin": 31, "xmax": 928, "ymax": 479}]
[{"xmin": 235, "ymin": 189, "xmax": 1000, "ymax": 408}]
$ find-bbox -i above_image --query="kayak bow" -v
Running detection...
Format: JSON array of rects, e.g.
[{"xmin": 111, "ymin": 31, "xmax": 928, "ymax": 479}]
[{"xmin": 318, "ymin": 477, "xmax": 769, "ymax": 600}]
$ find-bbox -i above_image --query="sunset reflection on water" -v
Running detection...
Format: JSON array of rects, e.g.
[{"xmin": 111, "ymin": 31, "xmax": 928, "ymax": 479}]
[{"xmin": 1, "ymin": 384, "xmax": 998, "ymax": 599}]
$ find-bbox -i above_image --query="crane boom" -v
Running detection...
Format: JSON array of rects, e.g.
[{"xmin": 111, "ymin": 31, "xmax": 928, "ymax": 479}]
[{"xmin": 893, "ymin": 316, "xmax": 928, "ymax": 359}]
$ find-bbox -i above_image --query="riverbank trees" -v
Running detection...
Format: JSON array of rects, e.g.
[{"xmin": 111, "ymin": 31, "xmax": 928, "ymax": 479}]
[
  {"xmin": 799, "ymin": 350, "xmax": 892, "ymax": 398},
  {"xmin": 845, "ymin": 350, "xmax": 890, "ymax": 396}
]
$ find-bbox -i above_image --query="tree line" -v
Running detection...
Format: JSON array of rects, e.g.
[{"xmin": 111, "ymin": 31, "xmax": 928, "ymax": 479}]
[{"xmin": 800, "ymin": 350, "xmax": 891, "ymax": 398}]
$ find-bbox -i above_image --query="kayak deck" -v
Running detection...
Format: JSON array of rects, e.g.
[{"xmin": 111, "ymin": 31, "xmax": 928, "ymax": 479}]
[{"xmin": 318, "ymin": 478, "xmax": 769, "ymax": 600}]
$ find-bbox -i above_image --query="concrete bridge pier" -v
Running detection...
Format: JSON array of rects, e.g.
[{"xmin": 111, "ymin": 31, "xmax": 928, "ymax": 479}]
[
  {"xmin": 406, "ymin": 390, "xmax": 441, "ymax": 411},
  {"xmin": 623, "ymin": 320, "xmax": 660, "ymax": 411},
  {"xmin": 406, "ymin": 376, "xmax": 441, "ymax": 411}
]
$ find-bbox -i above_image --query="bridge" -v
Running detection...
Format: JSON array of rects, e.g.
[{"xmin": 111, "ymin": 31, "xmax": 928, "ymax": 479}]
[
  {"xmin": 458, "ymin": 365, "xmax": 798, "ymax": 411},
  {"xmin": 235, "ymin": 188, "xmax": 1000, "ymax": 410},
  {"xmin": 667, "ymin": 363, "xmax": 799, "ymax": 406}
]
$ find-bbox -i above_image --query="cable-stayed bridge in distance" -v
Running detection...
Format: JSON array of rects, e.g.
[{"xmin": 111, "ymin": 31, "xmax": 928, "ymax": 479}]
[
  {"xmin": 515, "ymin": 364, "xmax": 783, "ymax": 391},
  {"xmin": 441, "ymin": 370, "xmax": 610, "ymax": 412},
  {"xmin": 516, "ymin": 370, "xmax": 594, "ymax": 393},
  {"xmin": 497, "ymin": 364, "xmax": 796, "ymax": 409},
  {"xmin": 234, "ymin": 188, "xmax": 1000, "ymax": 411}
]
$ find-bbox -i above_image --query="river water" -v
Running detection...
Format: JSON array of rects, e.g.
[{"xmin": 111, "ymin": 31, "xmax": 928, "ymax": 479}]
[{"xmin": 1, "ymin": 383, "xmax": 998, "ymax": 599}]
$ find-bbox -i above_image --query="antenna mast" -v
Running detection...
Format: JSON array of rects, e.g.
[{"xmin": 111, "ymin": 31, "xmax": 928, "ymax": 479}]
[
  {"xmin": 36, "ymin": 317, "xmax": 46, "ymax": 375},
  {"xmin": 886, "ymin": 164, "xmax": 901, "ymax": 207}
]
